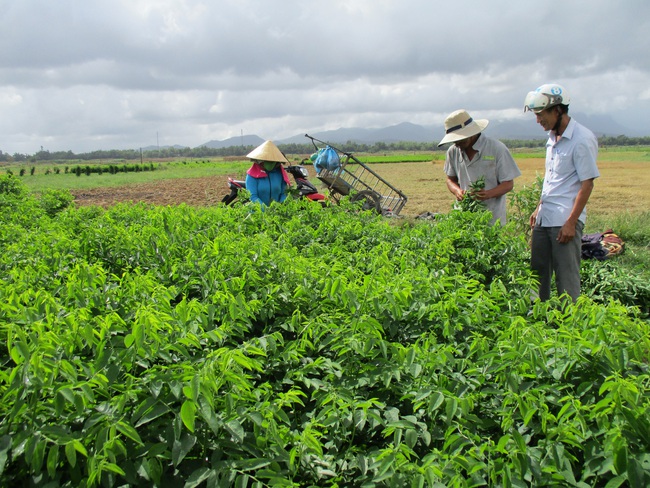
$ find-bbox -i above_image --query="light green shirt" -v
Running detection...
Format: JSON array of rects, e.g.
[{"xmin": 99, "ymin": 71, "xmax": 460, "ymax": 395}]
[{"xmin": 444, "ymin": 134, "xmax": 521, "ymax": 225}]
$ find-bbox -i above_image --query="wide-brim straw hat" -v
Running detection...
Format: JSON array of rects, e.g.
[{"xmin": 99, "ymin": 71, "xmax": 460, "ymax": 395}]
[
  {"xmin": 437, "ymin": 109, "xmax": 489, "ymax": 146},
  {"xmin": 246, "ymin": 140, "xmax": 289, "ymax": 163}
]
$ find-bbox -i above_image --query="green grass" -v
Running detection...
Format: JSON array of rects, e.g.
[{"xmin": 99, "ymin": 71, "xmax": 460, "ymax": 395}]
[
  {"xmin": 508, "ymin": 149, "xmax": 547, "ymax": 158},
  {"xmin": 587, "ymin": 211, "xmax": 650, "ymax": 271},
  {"xmin": 6, "ymin": 145, "xmax": 649, "ymax": 191},
  {"xmin": 510, "ymin": 146, "xmax": 650, "ymax": 161},
  {"xmin": 10, "ymin": 160, "xmax": 250, "ymax": 192},
  {"xmin": 359, "ymin": 153, "xmax": 444, "ymax": 163},
  {"xmin": 597, "ymin": 148, "xmax": 650, "ymax": 162}
]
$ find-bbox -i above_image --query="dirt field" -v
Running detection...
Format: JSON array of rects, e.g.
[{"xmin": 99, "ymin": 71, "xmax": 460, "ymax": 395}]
[
  {"xmin": 71, "ymin": 175, "xmax": 228, "ymax": 208},
  {"xmin": 70, "ymin": 158, "xmax": 650, "ymax": 218},
  {"xmin": 68, "ymin": 164, "xmax": 451, "ymax": 216}
]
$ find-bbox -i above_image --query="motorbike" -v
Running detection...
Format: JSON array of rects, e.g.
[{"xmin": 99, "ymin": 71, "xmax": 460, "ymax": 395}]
[{"xmin": 221, "ymin": 163, "xmax": 327, "ymax": 206}]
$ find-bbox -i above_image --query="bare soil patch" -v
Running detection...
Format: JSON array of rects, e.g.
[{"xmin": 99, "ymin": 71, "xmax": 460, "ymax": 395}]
[{"xmin": 71, "ymin": 176, "xmax": 228, "ymax": 208}]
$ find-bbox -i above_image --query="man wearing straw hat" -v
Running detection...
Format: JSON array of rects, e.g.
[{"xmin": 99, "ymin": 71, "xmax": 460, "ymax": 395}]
[{"xmin": 439, "ymin": 109, "xmax": 521, "ymax": 225}]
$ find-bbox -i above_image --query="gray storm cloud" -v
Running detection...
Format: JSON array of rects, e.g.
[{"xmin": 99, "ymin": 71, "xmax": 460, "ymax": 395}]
[{"xmin": 1, "ymin": 0, "xmax": 649, "ymax": 153}]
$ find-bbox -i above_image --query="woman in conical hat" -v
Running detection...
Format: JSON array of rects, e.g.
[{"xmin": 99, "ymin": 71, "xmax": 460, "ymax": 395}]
[{"xmin": 245, "ymin": 140, "xmax": 291, "ymax": 206}]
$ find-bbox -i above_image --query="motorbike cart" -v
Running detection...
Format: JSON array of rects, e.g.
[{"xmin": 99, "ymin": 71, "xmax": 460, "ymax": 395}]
[{"xmin": 305, "ymin": 134, "xmax": 408, "ymax": 216}]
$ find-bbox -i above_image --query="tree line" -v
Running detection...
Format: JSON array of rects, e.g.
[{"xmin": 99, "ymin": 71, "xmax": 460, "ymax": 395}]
[{"xmin": 2, "ymin": 134, "xmax": 650, "ymax": 163}]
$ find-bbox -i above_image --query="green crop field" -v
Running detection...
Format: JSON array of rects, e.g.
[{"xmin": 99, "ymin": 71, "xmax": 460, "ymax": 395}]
[
  {"xmin": 1, "ymin": 148, "xmax": 650, "ymax": 486},
  {"xmin": 3, "ymin": 159, "xmax": 252, "ymax": 193}
]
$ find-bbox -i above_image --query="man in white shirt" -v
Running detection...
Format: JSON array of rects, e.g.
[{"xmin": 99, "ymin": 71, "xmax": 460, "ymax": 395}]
[
  {"xmin": 524, "ymin": 83, "xmax": 600, "ymax": 302},
  {"xmin": 439, "ymin": 109, "xmax": 521, "ymax": 226}
]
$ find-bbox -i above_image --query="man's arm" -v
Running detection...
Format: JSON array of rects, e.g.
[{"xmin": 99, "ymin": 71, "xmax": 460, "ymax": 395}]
[
  {"xmin": 530, "ymin": 201, "xmax": 542, "ymax": 228},
  {"xmin": 446, "ymin": 175, "xmax": 465, "ymax": 201},
  {"xmin": 474, "ymin": 180, "xmax": 514, "ymax": 201},
  {"xmin": 557, "ymin": 178, "xmax": 595, "ymax": 243}
]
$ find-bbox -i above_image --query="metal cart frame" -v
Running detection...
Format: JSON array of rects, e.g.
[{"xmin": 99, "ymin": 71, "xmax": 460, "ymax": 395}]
[{"xmin": 305, "ymin": 134, "xmax": 408, "ymax": 216}]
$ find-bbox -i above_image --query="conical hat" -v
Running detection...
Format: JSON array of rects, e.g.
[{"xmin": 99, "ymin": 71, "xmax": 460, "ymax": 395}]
[{"xmin": 246, "ymin": 140, "xmax": 288, "ymax": 163}]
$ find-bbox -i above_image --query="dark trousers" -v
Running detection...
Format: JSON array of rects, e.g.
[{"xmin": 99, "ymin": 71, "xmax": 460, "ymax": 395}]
[{"xmin": 531, "ymin": 222, "xmax": 584, "ymax": 302}]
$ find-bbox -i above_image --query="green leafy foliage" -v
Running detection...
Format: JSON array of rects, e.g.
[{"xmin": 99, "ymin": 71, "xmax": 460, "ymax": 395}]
[
  {"xmin": 508, "ymin": 174, "xmax": 544, "ymax": 241},
  {"xmin": 581, "ymin": 259, "xmax": 650, "ymax": 314},
  {"xmin": 38, "ymin": 188, "xmax": 75, "ymax": 217},
  {"xmin": 0, "ymin": 174, "xmax": 28, "ymax": 197},
  {"xmin": 456, "ymin": 175, "xmax": 486, "ymax": 213},
  {"xmin": 1, "ymin": 189, "xmax": 649, "ymax": 487}
]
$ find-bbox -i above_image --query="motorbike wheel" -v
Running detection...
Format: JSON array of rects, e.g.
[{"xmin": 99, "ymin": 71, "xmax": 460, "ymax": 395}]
[{"xmin": 350, "ymin": 190, "xmax": 382, "ymax": 214}]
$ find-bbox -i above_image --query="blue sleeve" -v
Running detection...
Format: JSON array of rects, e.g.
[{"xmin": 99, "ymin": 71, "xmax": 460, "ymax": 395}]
[
  {"xmin": 245, "ymin": 174, "xmax": 264, "ymax": 205},
  {"xmin": 575, "ymin": 138, "xmax": 600, "ymax": 181}
]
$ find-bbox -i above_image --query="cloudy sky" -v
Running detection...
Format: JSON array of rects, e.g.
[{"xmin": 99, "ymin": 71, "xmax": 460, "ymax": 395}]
[{"xmin": 1, "ymin": 0, "xmax": 649, "ymax": 154}]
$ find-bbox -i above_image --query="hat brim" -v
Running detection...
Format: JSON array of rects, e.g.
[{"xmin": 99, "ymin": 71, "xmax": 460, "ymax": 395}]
[
  {"xmin": 246, "ymin": 140, "xmax": 289, "ymax": 163},
  {"xmin": 437, "ymin": 119, "xmax": 489, "ymax": 147}
]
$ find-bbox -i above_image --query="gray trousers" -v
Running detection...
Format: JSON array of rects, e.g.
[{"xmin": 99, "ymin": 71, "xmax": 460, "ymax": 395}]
[{"xmin": 531, "ymin": 222, "xmax": 584, "ymax": 302}]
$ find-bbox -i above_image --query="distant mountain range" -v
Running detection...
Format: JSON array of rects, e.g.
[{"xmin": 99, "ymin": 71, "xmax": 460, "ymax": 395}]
[
  {"xmin": 198, "ymin": 134, "xmax": 267, "ymax": 149},
  {"xmin": 151, "ymin": 113, "xmax": 637, "ymax": 151}
]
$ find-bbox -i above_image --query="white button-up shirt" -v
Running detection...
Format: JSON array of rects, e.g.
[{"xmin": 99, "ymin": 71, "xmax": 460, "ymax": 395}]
[{"xmin": 537, "ymin": 118, "xmax": 599, "ymax": 227}]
